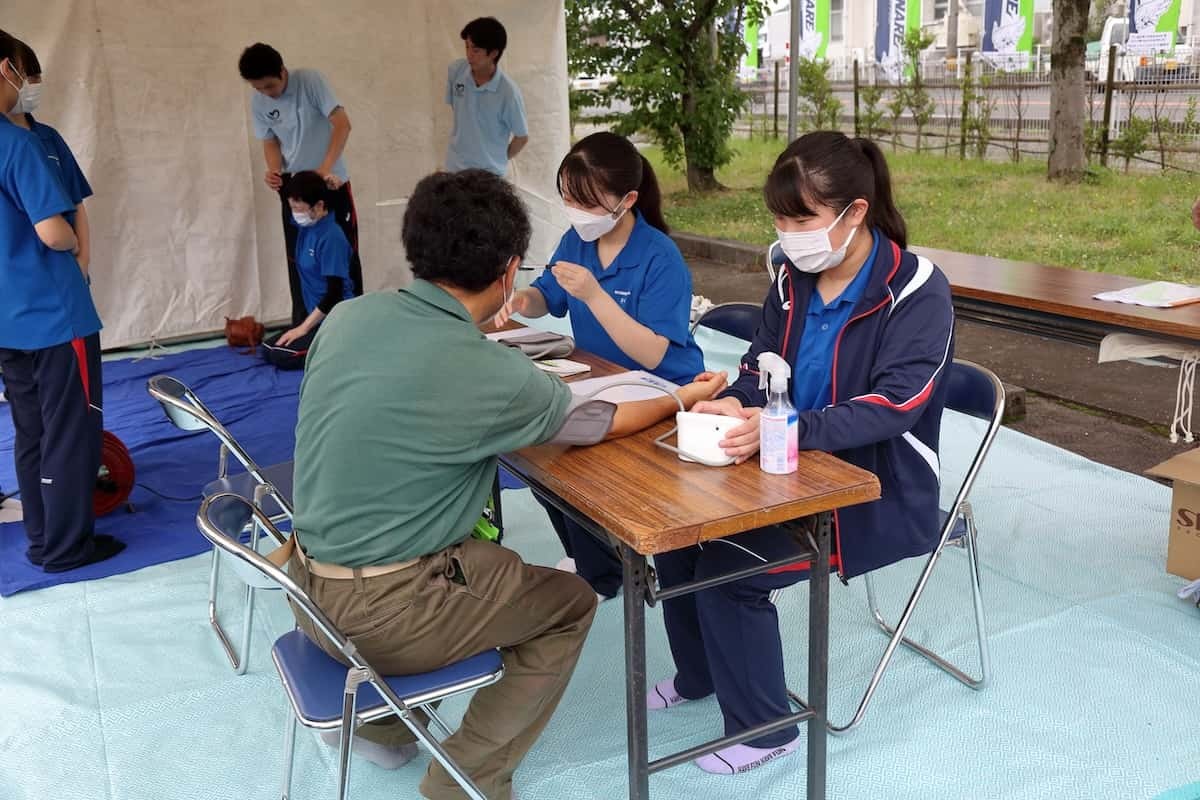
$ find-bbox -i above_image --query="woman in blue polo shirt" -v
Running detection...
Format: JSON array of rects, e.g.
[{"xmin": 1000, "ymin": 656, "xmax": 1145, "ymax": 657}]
[
  {"xmin": 0, "ymin": 34, "xmax": 124, "ymax": 572},
  {"xmin": 4, "ymin": 41, "xmax": 93, "ymax": 273},
  {"xmin": 261, "ymin": 170, "xmax": 354, "ymax": 369},
  {"xmin": 500, "ymin": 131, "xmax": 705, "ymax": 600}
]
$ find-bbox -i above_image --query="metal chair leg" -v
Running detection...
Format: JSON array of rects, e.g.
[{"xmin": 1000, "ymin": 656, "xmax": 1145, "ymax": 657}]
[
  {"xmin": 832, "ymin": 512, "xmax": 990, "ymax": 734},
  {"xmin": 280, "ymin": 711, "xmax": 297, "ymax": 800},
  {"xmin": 425, "ymin": 704, "xmax": 454, "ymax": 738},
  {"xmin": 963, "ymin": 508, "xmax": 992, "ymax": 689},
  {"xmin": 337, "ymin": 669, "xmax": 367, "ymax": 800},
  {"xmin": 393, "ymin": 710, "xmax": 490, "ymax": 800},
  {"xmin": 209, "ymin": 549, "xmax": 249, "ymax": 673}
]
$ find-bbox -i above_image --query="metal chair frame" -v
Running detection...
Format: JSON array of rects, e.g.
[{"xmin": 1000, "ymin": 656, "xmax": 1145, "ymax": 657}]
[
  {"xmin": 831, "ymin": 359, "xmax": 1005, "ymax": 734},
  {"xmin": 148, "ymin": 374, "xmax": 292, "ymax": 674},
  {"xmin": 197, "ymin": 494, "xmax": 503, "ymax": 800}
]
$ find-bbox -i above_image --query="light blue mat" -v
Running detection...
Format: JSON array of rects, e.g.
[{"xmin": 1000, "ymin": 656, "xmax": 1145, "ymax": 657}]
[{"xmin": 1, "ymin": 324, "xmax": 1198, "ymax": 800}]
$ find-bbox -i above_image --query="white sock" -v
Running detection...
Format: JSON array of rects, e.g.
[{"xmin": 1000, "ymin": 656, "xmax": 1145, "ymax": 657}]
[
  {"xmin": 694, "ymin": 735, "xmax": 802, "ymax": 775},
  {"xmin": 555, "ymin": 557, "xmax": 577, "ymax": 573},
  {"xmin": 646, "ymin": 677, "xmax": 690, "ymax": 710},
  {"xmin": 319, "ymin": 730, "xmax": 419, "ymax": 770}
]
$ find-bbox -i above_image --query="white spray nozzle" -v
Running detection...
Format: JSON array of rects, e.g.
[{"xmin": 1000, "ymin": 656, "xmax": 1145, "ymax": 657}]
[{"xmin": 757, "ymin": 352, "xmax": 791, "ymax": 394}]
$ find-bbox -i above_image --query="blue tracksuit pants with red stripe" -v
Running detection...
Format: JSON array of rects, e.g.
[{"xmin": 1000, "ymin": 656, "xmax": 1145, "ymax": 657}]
[
  {"xmin": 655, "ymin": 524, "xmax": 813, "ymax": 749},
  {"xmin": 0, "ymin": 334, "xmax": 102, "ymax": 571}
]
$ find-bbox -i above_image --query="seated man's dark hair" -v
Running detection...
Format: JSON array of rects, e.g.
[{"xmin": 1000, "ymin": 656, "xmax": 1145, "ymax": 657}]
[
  {"xmin": 402, "ymin": 170, "xmax": 531, "ymax": 293},
  {"xmin": 286, "ymin": 171, "xmax": 329, "ymax": 208},
  {"xmin": 238, "ymin": 43, "xmax": 284, "ymax": 80},
  {"xmin": 461, "ymin": 17, "xmax": 508, "ymax": 62}
]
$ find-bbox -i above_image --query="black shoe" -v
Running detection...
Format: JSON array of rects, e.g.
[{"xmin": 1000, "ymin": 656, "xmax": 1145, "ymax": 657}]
[{"xmin": 42, "ymin": 535, "xmax": 127, "ymax": 574}]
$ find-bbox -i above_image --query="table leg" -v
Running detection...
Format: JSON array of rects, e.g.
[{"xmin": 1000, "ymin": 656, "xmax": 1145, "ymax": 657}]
[
  {"xmin": 807, "ymin": 512, "xmax": 831, "ymax": 800},
  {"xmin": 622, "ymin": 544, "xmax": 650, "ymax": 800}
]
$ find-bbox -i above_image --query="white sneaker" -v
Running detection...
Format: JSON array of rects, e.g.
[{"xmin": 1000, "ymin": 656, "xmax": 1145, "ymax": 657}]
[{"xmin": 555, "ymin": 557, "xmax": 577, "ymax": 573}]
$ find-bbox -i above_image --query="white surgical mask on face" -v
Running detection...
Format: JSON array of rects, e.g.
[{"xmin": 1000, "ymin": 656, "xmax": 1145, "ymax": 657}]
[
  {"xmin": 563, "ymin": 193, "xmax": 632, "ymax": 242},
  {"xmin": 775, "ymin": 204, "xmax": 858, "ymax": 274},
  {"xmin": 2, "ymin": 62, "xmax": 26, "ymax": 113},
  {"xmin": 14, "ymin": 82, "xmax": 42, "ymax": 114},
  {"xmin": 292, "ymin": 211, "xmax": 316, "ymax": 227}
]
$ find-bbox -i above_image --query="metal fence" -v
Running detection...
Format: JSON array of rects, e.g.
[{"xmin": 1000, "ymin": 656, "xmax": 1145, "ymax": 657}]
[{"xmin": 737, "ymin": 47, "xmax": 1200, "ymax": 172}]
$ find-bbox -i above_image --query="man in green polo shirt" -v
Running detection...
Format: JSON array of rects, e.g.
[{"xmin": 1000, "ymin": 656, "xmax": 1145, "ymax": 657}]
[{"xmin": 289, "ymin": 168, "xmax": 725, "ymax": 800}]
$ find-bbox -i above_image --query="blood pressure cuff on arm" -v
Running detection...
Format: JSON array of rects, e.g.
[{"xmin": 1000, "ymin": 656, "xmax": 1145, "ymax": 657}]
[{"xmin": 547, "ymin": 397, "xmax": 617, "ymax": 445}]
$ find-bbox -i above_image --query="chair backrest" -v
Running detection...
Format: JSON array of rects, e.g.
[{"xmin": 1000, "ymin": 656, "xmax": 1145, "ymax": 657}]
[
  {"xmin": 940, "ymin": 359, "xmax": 1006, "ymax": 533},
  {"xmin": 766, "ymin": 241, "xmax": 784, "ymax": 282},
  {"xmin": 196, "ymin": 493, "xmax": 360, "ymax": 664},
  {"xmin": 690, "ymin": 302, "xmax": 762, "ymax": 342},
  {"xmin": 147, "ymin": 374, "xmax": 271, "ymax": 486}
]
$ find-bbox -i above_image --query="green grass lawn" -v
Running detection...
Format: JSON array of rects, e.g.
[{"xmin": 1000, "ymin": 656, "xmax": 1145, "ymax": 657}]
[{"xmin": 643, "ymin": 139, "xmax": 1200, "ymax": 282}]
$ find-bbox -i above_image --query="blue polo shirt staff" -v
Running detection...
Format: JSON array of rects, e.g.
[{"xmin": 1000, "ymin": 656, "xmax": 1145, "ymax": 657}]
[
  {"xmin": 445, "ymin": 18, "xmax": 529, "ymax": 176},
  {"xmin": 240, "ymin": 44, "xmax": 364, "ymax": 327},
  {"xmin": 532, "ymin": 211, "xmax": 706, "ymax": 385},
  {"xmin": 0, "ymin": 107, "xmax": 122, "ymax": 572}
]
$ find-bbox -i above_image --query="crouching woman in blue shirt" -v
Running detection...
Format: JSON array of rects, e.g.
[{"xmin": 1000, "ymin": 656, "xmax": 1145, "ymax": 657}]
[
  {"xmin": 261, "ymin": 170, "xmax": 354, "ymax": 369},
  {"xmin": 0, "ymin": 33, "xmax": 124, "ymax": 572},
  {"xmin": 498, "ymin": 131, "xmax": 705, "ymax": 600},
  {"xmin": 652, "ymin": 132, "xmax": 955, "ymax": 775}
]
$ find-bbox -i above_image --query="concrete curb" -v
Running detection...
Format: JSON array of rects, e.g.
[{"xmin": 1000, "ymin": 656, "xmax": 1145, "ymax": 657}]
[{"xmin": 671, "ymin": 232, "xmax": 765, "ymax": 272}]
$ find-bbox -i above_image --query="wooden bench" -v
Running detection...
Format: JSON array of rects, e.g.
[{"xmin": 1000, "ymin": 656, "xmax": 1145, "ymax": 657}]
[{"xmin": 913, "ymin": 246, "xmax": 1200, "ymax": 347}]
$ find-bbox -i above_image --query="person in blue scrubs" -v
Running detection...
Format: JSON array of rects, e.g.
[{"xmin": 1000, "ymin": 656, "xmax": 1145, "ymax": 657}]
[
  {"xmin": 0, "ymin": 33, "xmax": 124, "ymax": 572},
  {"xmin": 261, "ymin": 171, "xmax": 354, "ymax": 369},
  {"xmin": 498, "ymin": 131, "xmax": 706, "ymax": 600},
  {"xmin": 5, "ymin": 41, "xmax": 92, "ymax": 274},
  {"xmin": 445, "ymin": 17, "xmax": 529, "ymax": 176},
  {"xmin": 239, "ymin": 43, "xmax": 364, "ymax": 326}
]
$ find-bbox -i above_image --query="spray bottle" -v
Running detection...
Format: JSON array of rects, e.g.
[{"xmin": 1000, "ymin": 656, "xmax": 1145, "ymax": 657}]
[{"xmin": 757, "ymin": 352, "xmax": 798, "ymax": 475}]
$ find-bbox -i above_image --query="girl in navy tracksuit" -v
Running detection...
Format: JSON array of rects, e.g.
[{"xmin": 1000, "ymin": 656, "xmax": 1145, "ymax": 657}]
[{"xmin": 650, "ymin": 132, "xmax": 955, "ymax": 775}]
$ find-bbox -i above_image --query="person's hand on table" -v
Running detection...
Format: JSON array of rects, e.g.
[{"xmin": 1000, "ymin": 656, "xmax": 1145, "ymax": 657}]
[
  {"xmin": 493, "ymin": 289, "xmax": 533, "ymax": 329},
  {"xmin": 265, "ymin": 169, "xmax": 283, "ymax": 191},
  {"xmin": 693, "ymin": 396, "xmax": 763, "ymax": 464},
  {"xmin": 677, "ymin": 371, "xmax": 728, "ymax": 408},
  {"xmin": 550, "ymin": 261, "xmax": 602, "ymax": 304}
]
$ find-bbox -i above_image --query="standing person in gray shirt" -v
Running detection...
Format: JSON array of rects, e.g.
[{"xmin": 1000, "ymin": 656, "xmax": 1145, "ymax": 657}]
[{"xmin": 240, "ymin": 43, "xmax": 364, "ymax": 325}]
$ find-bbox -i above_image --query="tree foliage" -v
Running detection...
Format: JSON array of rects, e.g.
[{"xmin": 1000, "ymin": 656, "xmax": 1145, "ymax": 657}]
[{"xmin": 567, "ymin": 0, "xmax": 767, "ymax": 192}]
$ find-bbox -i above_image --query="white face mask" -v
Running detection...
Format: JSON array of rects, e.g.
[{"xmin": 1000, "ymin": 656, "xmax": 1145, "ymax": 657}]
[
  {"xmin": 2, "ymin": 62, "xmax": 27, "ymax": 114},
  {"xmin": 291, "ymin": 211, "xmax": 316, "ymax": 227},
  {"xmin": 563, "ymin": 193, "xmax": 632, "ymax": 243},
  {"xmin": 14, "ymin": 82, "xmax": 42, "ymax": 114},
  {"xmin": 775, "ymin": 204, "xmax": 858, "ymax": 274}
]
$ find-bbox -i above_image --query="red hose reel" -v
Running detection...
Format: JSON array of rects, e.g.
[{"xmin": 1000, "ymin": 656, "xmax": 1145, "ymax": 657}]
[{"xmin": 94, "ymin": 430, "xmax": 135, "ymax": 516}]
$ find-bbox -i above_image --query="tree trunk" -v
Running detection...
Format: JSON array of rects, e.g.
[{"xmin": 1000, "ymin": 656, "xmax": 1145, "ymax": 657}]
[
  {"xmin": 1047, "ymin": 0, "xmax": 1091, "ymax": 183},
  {"xmin": 680, "ymin": 90, "xmax": 722, "ymax": 192}
]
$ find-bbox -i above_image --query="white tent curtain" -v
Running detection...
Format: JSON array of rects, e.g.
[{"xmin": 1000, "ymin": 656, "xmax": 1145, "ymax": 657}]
[{"xmin": 9, "ymin": 0, "xmax": 569, "ymax": 349}]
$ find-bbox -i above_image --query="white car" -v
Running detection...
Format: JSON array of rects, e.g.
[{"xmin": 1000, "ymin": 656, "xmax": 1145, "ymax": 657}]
[{"xmin": 571, "ymin": 74, "xmax": 616, "ymax": 91}]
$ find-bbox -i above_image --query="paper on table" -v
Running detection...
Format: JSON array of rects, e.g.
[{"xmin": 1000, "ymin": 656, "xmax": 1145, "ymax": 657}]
[
  {"xmin": 568, "ymin": 370, "xmax": 679, "ymax": 402},
  {"xmin": 1093, "ymin": 281, "xmax": 1200, "ymax": 308},
  {"xmin": 534, "ymin": 359, "xmax": 591, "ymax": 377}
]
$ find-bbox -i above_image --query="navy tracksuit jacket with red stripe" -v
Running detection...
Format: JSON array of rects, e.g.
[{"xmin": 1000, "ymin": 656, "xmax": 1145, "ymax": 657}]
[{"xmin": 725, "ymin": 235, "xmax": 956, "ymax": 579}]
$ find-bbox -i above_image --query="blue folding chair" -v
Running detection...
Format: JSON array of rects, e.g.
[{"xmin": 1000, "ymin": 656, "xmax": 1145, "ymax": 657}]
[
  {"xmin": 690, "ymin": 301, "xmax": 762, "ymax": 343},
  {"xmin": 832, "ymin": 359, "xmax": 1005, "ymax": 733},
  {"xmin": 196, "ymin": 493, "xmax": 504, "ymax": 800},
  {"xmin": 148, "ymin": 374, "xmax": 293, "ymax": 674}
]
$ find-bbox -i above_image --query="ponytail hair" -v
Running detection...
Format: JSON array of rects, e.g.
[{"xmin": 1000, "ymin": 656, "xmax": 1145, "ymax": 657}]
[
  {"xmin": 557, "ymin": 131, "xmax": 670, "ymax": 235},
  {"xmin": 763, "ymin": 131, "xmax": 907, "ymax": 249}
]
